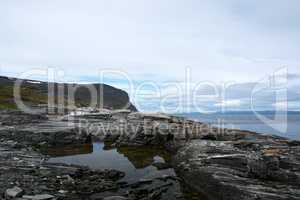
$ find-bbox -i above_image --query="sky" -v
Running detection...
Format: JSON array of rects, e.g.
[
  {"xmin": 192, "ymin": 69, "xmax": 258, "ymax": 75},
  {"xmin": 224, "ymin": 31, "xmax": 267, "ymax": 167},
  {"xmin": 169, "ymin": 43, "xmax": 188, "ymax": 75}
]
[{"xmin": 1, "ymin": 0, "xmax": 300, "ymax": 112}]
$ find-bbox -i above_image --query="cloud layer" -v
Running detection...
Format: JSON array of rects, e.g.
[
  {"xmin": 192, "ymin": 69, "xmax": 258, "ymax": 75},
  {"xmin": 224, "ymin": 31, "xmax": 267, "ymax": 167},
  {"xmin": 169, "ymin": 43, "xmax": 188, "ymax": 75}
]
[{"xmin": 1, "ymin": 1, "xmax": 300, "ymax": 112}]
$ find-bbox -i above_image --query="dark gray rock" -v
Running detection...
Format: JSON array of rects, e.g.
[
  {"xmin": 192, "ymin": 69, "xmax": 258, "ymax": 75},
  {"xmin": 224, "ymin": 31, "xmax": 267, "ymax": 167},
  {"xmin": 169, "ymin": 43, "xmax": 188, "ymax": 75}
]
[
  {"xmin": 1, "ymin": 110, "xmax": 300, "ymax": 200},
  {"xmin": 0, "ymin": 120, "xmax": 91, "ymax": 147},
  {"xmin": 0, "ymin": 110, "xmax": 48, "ymax": 126},
  {"xmin": 173, "ymin": 139, "xmax": 300, "ymax": 200},
  {"xmin": 152, "ymin": 162, "xmax": 172, "ymax": 170},
  {"xmin": 103, "ymin": 196, "xmax": 128, "ymax": 200}
]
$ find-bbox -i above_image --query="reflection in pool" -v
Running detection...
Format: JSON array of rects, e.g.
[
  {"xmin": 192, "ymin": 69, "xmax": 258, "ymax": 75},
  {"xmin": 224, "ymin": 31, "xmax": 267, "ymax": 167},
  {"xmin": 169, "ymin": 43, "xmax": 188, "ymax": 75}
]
[{"xmin": 46, "ymin": 142, "xmax": 207, "ymax": 200}]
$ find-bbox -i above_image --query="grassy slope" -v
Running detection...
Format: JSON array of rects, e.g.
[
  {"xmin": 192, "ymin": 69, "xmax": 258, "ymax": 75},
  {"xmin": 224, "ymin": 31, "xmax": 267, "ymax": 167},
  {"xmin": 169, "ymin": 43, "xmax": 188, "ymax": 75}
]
[
  {"xmin": 0, "ymin": 85, "xmax": 48, "ymax": 109},
  {"xmin": 0, "ymin": 76, "xmax": 137, "ymax": 111}
]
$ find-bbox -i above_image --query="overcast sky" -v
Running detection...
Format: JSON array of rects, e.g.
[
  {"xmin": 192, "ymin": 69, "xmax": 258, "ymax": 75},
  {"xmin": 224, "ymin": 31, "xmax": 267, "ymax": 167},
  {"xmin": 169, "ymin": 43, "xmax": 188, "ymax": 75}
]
[{"xmin": 1, "ymin": 0, "xmax": 300, "ymax": 112}]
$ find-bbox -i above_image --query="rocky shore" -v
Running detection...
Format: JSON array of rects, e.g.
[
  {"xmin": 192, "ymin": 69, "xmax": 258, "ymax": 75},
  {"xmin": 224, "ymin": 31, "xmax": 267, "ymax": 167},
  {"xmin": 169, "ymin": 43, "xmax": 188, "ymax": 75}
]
[
  {"xmin": 0, "ymin": 110, "xmax": 300, "ymax": 200},
  {"xmin": 0, "ymin": 110, "xmax": 187, "ymax": 200},
  {"xmin": 174, "ymin": 139, "xmax": 300, "ymax": 200},
  {"xmin": 0, "ymin": 139, "xmax": 125, "ymax": 199}
]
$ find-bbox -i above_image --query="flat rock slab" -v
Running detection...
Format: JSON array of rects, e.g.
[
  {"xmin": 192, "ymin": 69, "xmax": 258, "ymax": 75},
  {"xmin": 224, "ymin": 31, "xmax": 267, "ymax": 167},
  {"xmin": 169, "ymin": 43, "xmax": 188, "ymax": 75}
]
[
  {"xmin": 103, "ymin": 196, "xmax": 128, "ymax": 200},
  {"xmin": 174, "ymin": 139, "xmax": 300, "ymax": 200},
  {"xmin": 22, "ymin": 194, "xmax": 55, "ymax": 200}
]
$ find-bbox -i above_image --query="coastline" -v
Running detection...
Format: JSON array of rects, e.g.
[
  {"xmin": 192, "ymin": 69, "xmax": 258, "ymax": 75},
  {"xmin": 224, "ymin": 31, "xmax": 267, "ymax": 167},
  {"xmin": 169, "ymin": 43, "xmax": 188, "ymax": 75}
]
[{"xmin": 0, "ymin": 109, "xmax": 299, "ymax": 200}]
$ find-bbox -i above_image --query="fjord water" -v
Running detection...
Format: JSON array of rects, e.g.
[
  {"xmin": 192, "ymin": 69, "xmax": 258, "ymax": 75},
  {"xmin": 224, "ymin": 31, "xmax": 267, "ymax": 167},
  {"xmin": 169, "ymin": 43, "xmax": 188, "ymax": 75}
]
[{"xmin": 178, "ymin": 111, "xmax": 300, "ymax": 140}]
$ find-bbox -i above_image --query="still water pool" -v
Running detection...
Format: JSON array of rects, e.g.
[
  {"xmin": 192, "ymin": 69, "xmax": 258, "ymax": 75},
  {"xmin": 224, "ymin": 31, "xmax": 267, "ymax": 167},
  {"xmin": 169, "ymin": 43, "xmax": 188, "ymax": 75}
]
[{"xmin": 45, "ymin": 143, "xmax": 206, "ymax": 200}]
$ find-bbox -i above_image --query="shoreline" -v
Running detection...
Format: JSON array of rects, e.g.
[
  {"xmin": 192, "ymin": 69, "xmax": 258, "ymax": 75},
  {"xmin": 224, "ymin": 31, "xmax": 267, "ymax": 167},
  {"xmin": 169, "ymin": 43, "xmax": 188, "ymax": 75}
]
[{"xmin": 0, "ymin": 109, "xmax": 299, "ymax": 200}]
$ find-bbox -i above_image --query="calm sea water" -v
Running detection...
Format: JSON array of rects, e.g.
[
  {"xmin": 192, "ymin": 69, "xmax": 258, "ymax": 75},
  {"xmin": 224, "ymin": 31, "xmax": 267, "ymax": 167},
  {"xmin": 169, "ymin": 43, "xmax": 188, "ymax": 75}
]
[{"xmin": 177, "ymin": 111, "xmax": 300, "ymax": 140}]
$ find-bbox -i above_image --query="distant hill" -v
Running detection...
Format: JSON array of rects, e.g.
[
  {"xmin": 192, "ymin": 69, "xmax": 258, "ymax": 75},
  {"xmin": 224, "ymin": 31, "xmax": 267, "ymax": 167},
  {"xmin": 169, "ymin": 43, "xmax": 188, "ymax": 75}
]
[{"xmin": 0, "ymin": 76, "xmax": 137, "ymax": 112}]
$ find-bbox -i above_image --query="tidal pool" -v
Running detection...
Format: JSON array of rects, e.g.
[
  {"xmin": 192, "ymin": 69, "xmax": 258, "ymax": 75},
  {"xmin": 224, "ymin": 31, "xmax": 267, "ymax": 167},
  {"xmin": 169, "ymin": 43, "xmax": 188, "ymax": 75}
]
[{"xmin": 45, "ymin": 142, "xmax": 207, "ymax": 200}]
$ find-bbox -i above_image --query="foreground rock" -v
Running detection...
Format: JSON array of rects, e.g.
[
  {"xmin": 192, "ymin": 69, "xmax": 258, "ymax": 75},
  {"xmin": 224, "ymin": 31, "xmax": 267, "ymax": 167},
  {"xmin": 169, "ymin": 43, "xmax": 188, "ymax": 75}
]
[
  {"xmin": 0, "ymin": 111, "xmax": 180, "ymax": 200},
  {"xmin": 71, "ymin": 110, "xmax": 300, "ymax": 200},
  {"xmin": 0, "ymin": 139, "xmax": 125, "ymax": 199},
  {"xmin": 1, "ymin": 110, "xmax": 300, "ymax": 200},
  {"xmin": 174, "ymin": 139, "xmax": 300, "ymax": 200},
  {"xmin": 0, "ymin": 138, "xmax": 178, "ymax": 200}
]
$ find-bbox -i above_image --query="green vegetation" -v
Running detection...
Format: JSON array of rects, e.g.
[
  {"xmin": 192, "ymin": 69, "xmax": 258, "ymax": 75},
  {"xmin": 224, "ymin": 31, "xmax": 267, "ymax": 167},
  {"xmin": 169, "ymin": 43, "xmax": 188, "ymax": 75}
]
[
  {"xmin": 0, "ymin": 85, "xmax": 17, "ymax": 109},
  {"xmin": 0, "ymin": 85, "xmax": 48, "ymax": 110},
  {"xmin": 0, "ymin": 76, "xmax": 137, "ymax": 111}
]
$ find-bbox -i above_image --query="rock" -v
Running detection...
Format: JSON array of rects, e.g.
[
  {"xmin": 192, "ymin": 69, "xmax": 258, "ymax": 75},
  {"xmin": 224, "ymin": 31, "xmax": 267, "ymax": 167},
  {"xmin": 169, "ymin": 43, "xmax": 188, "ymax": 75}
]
[
  {"xmin": 0, "ymin": 120, "xmax": 92, "ymax": 147},
  {"xmin": 22, "ymin": 194, "xmax": 55, "ymax": 200},
  {"xmin": 174, "ymin": 139, "xmax": 300, "ymax": 200},
  {"xmin": 105, "ymin": 170, "xmax": 125, "ymax": 180},
  {"xmin": 61, "ymin": 175, "xmax": 75, "ymax": 185},
  {"xmin": 58, "ymin": 190, "xmax": 68, "ymax": 194},
  {"xmin": 111, "ymin": 110, "xmax": 131, "ymax": 119},
  {"xmin": 0, "ymin": 110, "xmax": 48, "ymax": 126},
  {"xmin": 136, "ymin": 112, "xmax": 171, "ymax": 120},
  {"xmin": 1, "ymin": 109, "xmax": 300, "ymax": 200},
  {"xmin": 5, "ymin": 186, "xmax": 24, "ymax": 198},
  {"xmin": 139, "ymin": 179, "xmax": 153, "ymax": 184},
  {"xmin": 152, "ymin": 162, "xmax": 172, "ymax": 170},
  {"xmin": 102, "ymin": 196, "xmax": 127, "ymax": 200}
]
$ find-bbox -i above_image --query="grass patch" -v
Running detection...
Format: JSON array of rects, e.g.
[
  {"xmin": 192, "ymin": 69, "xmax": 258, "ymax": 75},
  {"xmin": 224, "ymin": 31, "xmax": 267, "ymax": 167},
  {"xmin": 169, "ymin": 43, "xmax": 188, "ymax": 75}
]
[{"xmin": 0, "ymin": 85, "xmax": 48, "ymax": 109}]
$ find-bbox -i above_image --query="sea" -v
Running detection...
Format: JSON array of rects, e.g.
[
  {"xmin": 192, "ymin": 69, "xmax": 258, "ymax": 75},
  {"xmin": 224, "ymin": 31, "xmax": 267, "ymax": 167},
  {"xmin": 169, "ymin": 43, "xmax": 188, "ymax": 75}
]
[{"xmin": 177, "ymin": 111, "xmax": 300, "ymax": 140}]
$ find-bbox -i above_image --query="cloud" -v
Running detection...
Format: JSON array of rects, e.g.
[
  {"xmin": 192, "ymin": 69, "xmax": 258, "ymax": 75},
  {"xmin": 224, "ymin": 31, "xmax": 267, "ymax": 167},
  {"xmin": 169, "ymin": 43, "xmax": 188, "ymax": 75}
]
[
  {"xmin": 1, "ymin": 0, "xmax": 300, "ymax": 82},
  {"xmin": 272, "ymin": 101, "xmax": 288, "ymax": 111},
  {"xmin": 287, "ymin": 73, "xmax": 300, "ymax": 80},
  {"xmin": 273, "ymin": 100, "xmax": 300, "ymax": 111},
  {"xmin": 214, "ymin": 99, "xmax": 242, "ymax": 107},
  {"xmin": 1, "ymin": 1, "xmax": 300, "ymax": 112}
]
